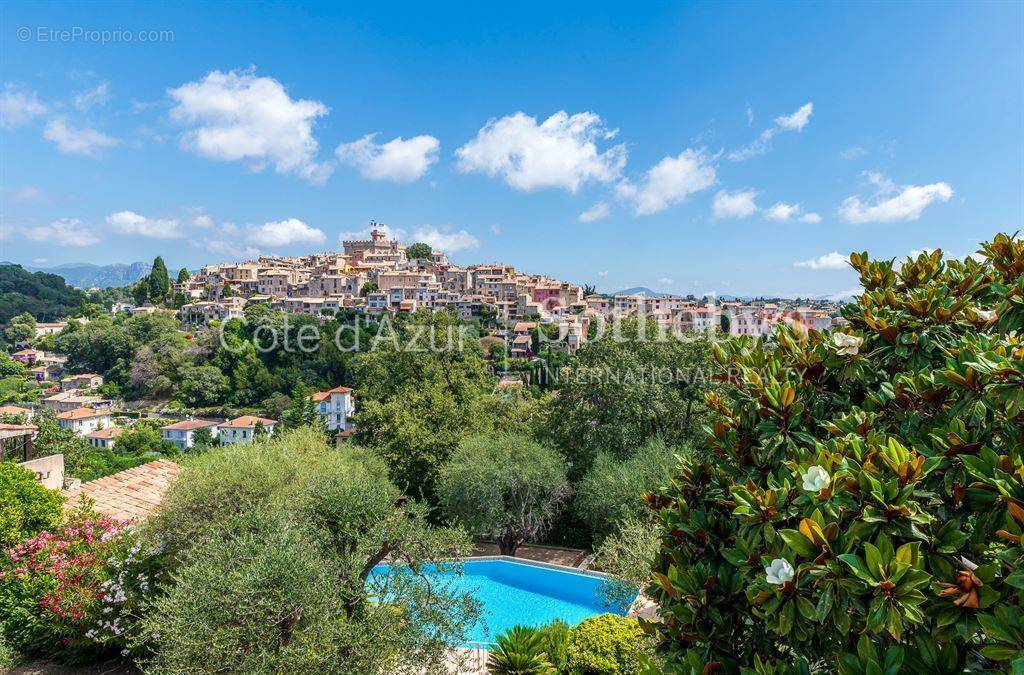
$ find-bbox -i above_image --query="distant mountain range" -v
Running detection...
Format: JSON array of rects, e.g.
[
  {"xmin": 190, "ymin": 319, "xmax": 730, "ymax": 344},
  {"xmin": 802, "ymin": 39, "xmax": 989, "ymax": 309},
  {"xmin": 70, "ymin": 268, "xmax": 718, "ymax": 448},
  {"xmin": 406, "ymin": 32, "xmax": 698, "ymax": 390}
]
[
  {"xmin": 611, "ymin": 287, "xmax": 672, "ymax": 297},
  {"xmin": 1, "ymin": 261, "xmax": 151, "ymax": 288}
]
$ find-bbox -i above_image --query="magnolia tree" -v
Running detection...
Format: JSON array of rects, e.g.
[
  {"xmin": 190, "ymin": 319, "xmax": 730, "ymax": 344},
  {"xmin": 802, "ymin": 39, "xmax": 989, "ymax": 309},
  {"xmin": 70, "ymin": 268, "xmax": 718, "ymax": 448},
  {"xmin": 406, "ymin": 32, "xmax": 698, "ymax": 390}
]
[
  {"xmin": 646, "ymin": 234, "xmax": 1024, "ymax": 672},
  {"xmin": 438, "ymin": 434, "xmax": 571, "ymax": 555}
]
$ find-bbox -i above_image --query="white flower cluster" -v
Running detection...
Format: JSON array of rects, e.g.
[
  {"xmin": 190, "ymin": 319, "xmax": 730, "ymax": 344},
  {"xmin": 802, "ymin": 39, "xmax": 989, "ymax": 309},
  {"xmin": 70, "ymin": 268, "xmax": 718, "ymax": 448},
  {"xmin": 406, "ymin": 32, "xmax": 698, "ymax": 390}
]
[{"xmin": 89, "ymin": 536, "xmax": 156, "ymax": 646}]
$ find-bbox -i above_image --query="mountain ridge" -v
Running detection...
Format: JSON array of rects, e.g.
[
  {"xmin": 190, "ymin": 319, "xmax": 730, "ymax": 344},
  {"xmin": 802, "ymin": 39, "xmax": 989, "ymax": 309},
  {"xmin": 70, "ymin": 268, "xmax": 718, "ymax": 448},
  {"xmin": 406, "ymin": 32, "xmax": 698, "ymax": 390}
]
[{"xmin": 0, "ymin": 261, "xmax": 151, "ymax": 288}]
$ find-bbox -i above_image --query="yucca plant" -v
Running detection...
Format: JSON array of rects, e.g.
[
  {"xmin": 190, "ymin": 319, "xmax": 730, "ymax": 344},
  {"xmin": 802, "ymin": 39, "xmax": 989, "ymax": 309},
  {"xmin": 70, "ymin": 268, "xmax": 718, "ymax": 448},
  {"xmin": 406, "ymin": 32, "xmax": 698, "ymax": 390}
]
[
  {"xmin": 646, "ymin": 233, "xmax": 1024, "ymax": 672},
  {"xmin": 488, "ymin": 625, "xmax": 555, "ymax": 675}
]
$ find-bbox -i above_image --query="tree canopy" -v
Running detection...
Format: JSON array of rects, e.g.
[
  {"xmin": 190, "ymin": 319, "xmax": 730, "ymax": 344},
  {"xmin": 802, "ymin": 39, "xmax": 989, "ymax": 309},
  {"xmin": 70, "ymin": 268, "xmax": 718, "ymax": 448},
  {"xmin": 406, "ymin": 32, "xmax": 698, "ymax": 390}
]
[{"xmin": 438, "ymin": 434, "xmax": 570, "ymax": 555}]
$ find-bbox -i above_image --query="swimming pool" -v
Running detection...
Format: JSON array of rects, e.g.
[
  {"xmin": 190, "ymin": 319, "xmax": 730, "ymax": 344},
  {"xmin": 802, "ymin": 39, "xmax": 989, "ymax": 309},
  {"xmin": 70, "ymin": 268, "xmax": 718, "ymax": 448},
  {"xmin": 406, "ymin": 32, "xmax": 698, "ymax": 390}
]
[{"xmin": 369, "ymin": 557, "xmax": 635, "ymax": 644}]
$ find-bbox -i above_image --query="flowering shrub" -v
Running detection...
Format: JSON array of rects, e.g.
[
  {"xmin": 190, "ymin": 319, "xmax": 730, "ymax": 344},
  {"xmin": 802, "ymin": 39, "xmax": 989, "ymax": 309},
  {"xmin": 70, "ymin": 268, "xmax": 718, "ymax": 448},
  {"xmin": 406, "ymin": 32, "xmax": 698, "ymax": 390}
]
[
  {"xmin": 0, "ymin": 506, "xmax": 163, "ymax": 663},
  {"xmin": 646, "ymin": 234, "xmax": 1024, "ymax": 672}
]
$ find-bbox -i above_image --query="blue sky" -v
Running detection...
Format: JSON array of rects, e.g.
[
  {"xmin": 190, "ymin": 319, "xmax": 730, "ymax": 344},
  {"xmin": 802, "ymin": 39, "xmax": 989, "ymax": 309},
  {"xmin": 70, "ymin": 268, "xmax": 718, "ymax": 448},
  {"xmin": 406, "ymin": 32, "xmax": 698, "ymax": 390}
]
[{"xmin": 1, "ymin": 1, "xmax": 1021, "ymax": 297}]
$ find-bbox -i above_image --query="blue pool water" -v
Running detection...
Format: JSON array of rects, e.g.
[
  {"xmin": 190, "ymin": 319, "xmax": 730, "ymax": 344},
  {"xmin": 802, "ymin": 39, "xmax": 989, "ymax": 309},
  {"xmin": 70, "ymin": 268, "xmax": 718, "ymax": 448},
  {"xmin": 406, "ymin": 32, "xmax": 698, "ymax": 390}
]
[{"xmin": 369, "ymin": 558, "xmax": 635, "ymax": 644}]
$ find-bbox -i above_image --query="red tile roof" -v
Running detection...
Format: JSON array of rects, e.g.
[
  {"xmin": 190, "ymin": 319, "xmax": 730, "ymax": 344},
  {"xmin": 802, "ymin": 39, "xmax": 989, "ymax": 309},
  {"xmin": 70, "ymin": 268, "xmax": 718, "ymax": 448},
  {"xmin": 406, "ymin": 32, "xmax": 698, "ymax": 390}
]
[
  {"xmin": 162, "ymin": 419, "xmax": 218, "ymax": 431},
  {"xmin": 63, "ymin": 460, "xmax": 181, "ymax": 521},
  {"xmin": 57, "ymin": 407, "xmax": 111, "ymax": 420},
  {"xmin": 85, "ymin": 426, "xmax": 123, "ymax": 439},
  {"xmin": 220, "ymin": 415, "xmax": 276, "ymax": 428}
]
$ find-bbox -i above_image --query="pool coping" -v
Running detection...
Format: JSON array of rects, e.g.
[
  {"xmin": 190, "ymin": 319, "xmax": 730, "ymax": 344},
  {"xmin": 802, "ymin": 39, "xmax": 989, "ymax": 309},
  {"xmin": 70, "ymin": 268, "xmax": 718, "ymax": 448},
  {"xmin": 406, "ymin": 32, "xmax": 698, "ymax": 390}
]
[{"xmin": 464, "ymin": 554, "xmax": 618, "ymax": 580}]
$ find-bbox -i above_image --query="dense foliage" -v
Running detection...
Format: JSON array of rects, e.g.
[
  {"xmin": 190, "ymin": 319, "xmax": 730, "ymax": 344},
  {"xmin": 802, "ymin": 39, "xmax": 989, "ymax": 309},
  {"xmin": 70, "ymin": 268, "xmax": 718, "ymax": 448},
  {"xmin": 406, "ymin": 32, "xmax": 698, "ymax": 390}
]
[
  {"xmin": 144, "ymin": 427, "xmax": 481, "ymax": 673},
  {"xmin": 548, "ymin": 320, "xmax": 713, "ymax": 477},
  {"xmin": 575, "ymin": 438, "xmax": 680, "ymax": 545},
  {"xmin": 647, "ymin": 234, "xmax": 1024, "ymax": 671},
  {"xmin": 489, "ymin": 616, "xmax": 650, "ymax": 675},
  {"xmin": 0, "ymin": 463, "xmax": 63, "ymax": 547},
  {"xmin": 0, "ymin": 265, "xmax": 87, "ymax": 325},
  {"xmin": 439, "ymin": 434, "xmax": 571, "ymax": 555}
]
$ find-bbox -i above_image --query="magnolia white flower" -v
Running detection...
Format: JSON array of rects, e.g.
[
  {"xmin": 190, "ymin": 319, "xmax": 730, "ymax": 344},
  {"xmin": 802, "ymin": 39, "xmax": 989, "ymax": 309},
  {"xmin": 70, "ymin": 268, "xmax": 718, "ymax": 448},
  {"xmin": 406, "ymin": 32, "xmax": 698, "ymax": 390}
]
[
  {"xmin": 802, "ymin": 465, "xmax": 831, "ymax": 492},
  {"xmin": 832, "ymin": 332, "xmax": 862, "ymax": 356},
  {"xmin": 765, "ymin": 558, "xmax": 795, "ymax": 585}
]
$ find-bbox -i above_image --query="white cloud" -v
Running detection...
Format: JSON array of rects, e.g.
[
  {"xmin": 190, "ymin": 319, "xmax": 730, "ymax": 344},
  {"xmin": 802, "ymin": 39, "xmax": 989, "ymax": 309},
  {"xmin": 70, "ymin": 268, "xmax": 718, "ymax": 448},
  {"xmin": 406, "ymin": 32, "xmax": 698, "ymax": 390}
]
[
  {"xmin": 745, "ymin": 103, "xmax": 754, "ymax": 126},
  {"xmin": 0, "ymin": 85, "xmax": 47, "ymax": 129},
  {"xmin": 197, "ymin": 238, "xmax": 260, "ymax": 260},
  {"xmin": 597, "ymin": 270, "xmax": 609, "ymax": 278},
  {"xmin": 187, "ymin": 207, "xmax": 214, "ymax": 228},
  {"xmin": 825, "ymin": 288, "xmax": 863, "ymax": 302},
  {"xmin": 247, "ymin": 218, "xmax": 326, "ymax": 247},
  {"xmin": 764, "ymin": 201, "xmax": 800, "ymax": 222},
  {"xmin": 774, "ymin": 102, "xmax": 813, "ymax": 131},
  {"xmin": 840, "ymin": 146, "xmax": 869, "ymax": 161},
  {"xmin": 168, "ymin": 68, "xmax": 332, "ymax": 183},
  {"xmin": 338, "ymin": 223, "xmax": 407, "ymax": 244},
  {"xmin": 11, "ymin": 185, "xmax": 46, "ymax": 202},
  {"xmin": 410, "ymin": 225, "xmax": 480, "ymax": 253},
  {"xmin": 43, "ymin": 118, "xmax": 118, "ymax": 156},
  {"xmin": 713, "ymin": 189, "xmax": 758, "ymax": 219},
  {"xmin": 908, "ymin": 247, "xmax": 936, "ymax": 258},
  {"xmin": 729, "ymin": 102, "xmax": 813, "ymax": 161},
  {"xmin": 336, "ymin": 133, "xmax": 439, "ymax": 182},
  {"xmin": 793, "ymin": 251, "xmax": 848, "ymax": 270},
  {"xmin": 617, "ymin": 149, "xmax": 716, "ymax": 215},
  {"xmin": 657, "ymin": 277, "xmax": 674, "ymax": 287},
  {"xmin": 73, "ymin": 82, "xmax": 111, "ymax": 111},
  {"xmin": 839, "ymin": 175, "xmax": 953, "ymax": 223},
  {"xmin": 456, "ymin": 110, "xmax": 626, "ymax": 192},
  {"xmin": 578, "ymin": 201, "xmax": 611, "ymax": 223},
  {"xmin": 106, "ymin": 210, "xmax": 183, "ymax": 239},
  {"xmin": 489, "ymin": 223, "xmax": 502, "ymax": 235},
  {"xmin": 21, "ymin": 218, "xmax": 101, "ymax": 247},
  {"xmin": 760, "ymin": 201, "xmax": 821, "ymax": 222}
]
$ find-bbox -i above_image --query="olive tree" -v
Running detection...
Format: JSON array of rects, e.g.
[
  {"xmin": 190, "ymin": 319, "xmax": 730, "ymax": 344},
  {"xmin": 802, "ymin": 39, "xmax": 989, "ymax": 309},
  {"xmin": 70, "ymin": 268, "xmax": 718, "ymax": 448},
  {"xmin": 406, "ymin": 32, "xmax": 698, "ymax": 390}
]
[
  {"xmin": 145, "ymin": 427, "xmax": 480, "ymax": 672},
  {"xmin": 438, "ymin": 434, "xmax": 570, "ymax": 556}
]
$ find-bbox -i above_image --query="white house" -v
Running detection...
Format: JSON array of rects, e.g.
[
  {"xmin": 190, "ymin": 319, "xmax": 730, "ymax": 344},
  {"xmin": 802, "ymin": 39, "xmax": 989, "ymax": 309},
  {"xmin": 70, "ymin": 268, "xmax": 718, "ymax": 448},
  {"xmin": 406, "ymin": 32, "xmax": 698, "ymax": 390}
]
[
  {"xmin": 85, "ymin": 426, "xmax": 123, "ymax": 449},
  {"xmin": 310, "ymin": 385, "xmax": 356, "ymax": 432},
  {"xmin": 57, "ymin": 408, "xmax": 112, "ymax": 436},
  {"xmin": 161, "ymin": 419, "xmax": 220, "ymax": 450},
  {"xmin": 218, "ymin": 415, "xmax": 276, "ymax": 444}
]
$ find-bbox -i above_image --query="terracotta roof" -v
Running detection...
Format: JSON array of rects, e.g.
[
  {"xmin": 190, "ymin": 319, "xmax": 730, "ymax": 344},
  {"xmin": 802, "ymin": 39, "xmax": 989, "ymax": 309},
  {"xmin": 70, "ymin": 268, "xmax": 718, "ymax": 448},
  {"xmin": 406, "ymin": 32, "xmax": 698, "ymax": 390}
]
[
  {"xmin": 57, "ymin": 407, "xmax": 111, "ymax": 420},
  {"xmin": 327, "ymin": 385, "xmax": 353, "ymax": 394},
  {"xmin": 0, "ymin": 405, "xmax": 31, "ymax": 415},
  {"xmin": 310, "ymin": 391, "xmax": 330, "ymax": 402},
  {"xmin": 13, "ymin": 349, "xmax": 40, "ymax": 356},
  {"xmin": 220, "ymin": 415, "xmax": 276, "ymax": 428},
  {"xmin": 85, "ymin": 426, "xmax": 123, "ymax": 439},
  {"xmin": 162, "ymin": 418, "xmax": 218, "ymax": 431},
  {"xmin": 0, "ymin": 423, "xmax": 37, "ymax": 433},
  {"xmin": 63, "ymin": 460, "xmax": 181, "ymax": 520}
]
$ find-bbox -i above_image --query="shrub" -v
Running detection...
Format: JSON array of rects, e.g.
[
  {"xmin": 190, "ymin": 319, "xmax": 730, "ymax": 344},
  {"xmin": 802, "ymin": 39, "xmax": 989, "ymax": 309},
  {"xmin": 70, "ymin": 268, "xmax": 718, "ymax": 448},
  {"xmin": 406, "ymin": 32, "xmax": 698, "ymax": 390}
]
[
  {"xmin": 647, "ymin": 235, "xmax": 1024, "ymax": 671},
  {"xmin": 537, "ymin": 619, "xmax": 570, "ymax": 672},
  {"xmin": 567, "ymin": 614, "xmax": 648, "ymax": 674},
  {"xmin": 575, "ymin": 438, "xmax": 680, "ymax": 544},
  {"xmin": 0, "ymin": 462, "xmax": 63, "ymax": 547},
  {"xmin": 488, "ymin": 625, "xmax": 555, "ymax": 674},
  {"xmin": 0, "ymin": 508, "xmax": 161, "ymax": 664}
]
